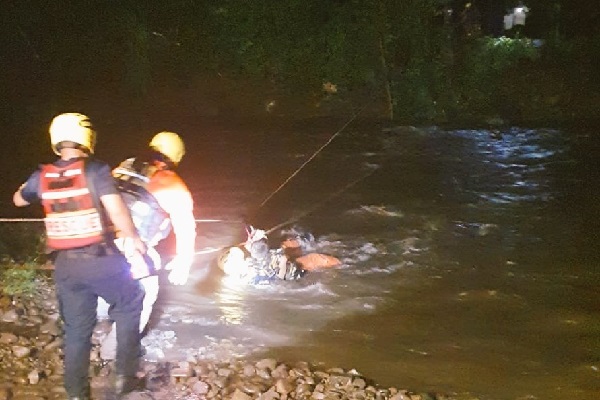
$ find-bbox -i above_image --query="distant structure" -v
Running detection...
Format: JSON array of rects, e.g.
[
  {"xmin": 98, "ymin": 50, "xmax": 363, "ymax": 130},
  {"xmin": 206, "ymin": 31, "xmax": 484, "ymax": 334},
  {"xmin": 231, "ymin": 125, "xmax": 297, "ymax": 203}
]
[
  {"xmin": 512, "ymin": 2, "xmax": 530, "ymax": 37},
  {"xmin": 503, "ymin": 9, "xmax": 514, "ymax": 36}
]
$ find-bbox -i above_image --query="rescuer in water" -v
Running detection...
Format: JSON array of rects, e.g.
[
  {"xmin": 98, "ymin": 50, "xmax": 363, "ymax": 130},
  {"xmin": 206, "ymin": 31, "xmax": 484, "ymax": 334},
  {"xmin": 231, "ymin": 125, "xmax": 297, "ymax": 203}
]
[
  {"xmin": 218, "ymin": 226, "xmax": 341, "ymax": 285},
  {"xmin": 13, "ymin": 113, "xmax": 145, "ymax": 399},
  {"xmin": 97, "ymin": 131, "xmax": 197, "ymax": 361}
]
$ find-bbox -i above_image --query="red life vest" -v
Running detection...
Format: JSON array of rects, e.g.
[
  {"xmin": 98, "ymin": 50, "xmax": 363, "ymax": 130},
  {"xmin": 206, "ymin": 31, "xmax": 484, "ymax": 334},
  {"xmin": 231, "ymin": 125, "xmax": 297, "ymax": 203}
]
[{"xmin": 39, "ymin": 159, "xmax": 105, "ymax": 250}]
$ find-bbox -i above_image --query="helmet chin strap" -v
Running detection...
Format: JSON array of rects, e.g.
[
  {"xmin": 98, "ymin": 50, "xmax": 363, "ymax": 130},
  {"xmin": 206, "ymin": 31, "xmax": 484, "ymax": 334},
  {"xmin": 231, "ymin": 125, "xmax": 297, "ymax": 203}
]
[
  {"xmin": 147, "ymin": 149, "xmax": 176, "ymax": 170},
  {"xmin": 56, "ymin": 141, "xmax": 90, "ymax": 154},
  {"xmin": 57, "ymin": 144, "xmax": 90, "ymax": 160}
]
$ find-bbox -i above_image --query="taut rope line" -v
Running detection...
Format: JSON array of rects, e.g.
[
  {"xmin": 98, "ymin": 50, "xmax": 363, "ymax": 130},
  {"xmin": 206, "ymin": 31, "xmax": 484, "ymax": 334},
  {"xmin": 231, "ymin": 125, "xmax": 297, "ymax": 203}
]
[
  {"xmin": 257, "ymin": 105, "xmax": 368, "ymax": 210},
  {"xmin": 0, "ymin": 218, "xmax": 240, "ymax": 223},
  {"xmin": 266, "ymin": 164, "xmax": 380, "ymax": 235}
]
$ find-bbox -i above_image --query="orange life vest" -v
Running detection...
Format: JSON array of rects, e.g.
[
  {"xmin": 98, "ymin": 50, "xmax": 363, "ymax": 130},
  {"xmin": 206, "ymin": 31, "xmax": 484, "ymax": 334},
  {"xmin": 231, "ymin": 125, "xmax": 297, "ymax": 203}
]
[{"xmin": 40, "ymin": 160, "xmax": 105, "ymax": 250}]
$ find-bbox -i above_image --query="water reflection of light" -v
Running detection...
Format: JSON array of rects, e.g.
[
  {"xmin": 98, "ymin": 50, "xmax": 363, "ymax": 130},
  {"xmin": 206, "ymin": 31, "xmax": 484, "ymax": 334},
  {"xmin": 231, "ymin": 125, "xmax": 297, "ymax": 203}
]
[{"xmin": 216, "ymin": 282, "xmax": 247, "ymax": 325}]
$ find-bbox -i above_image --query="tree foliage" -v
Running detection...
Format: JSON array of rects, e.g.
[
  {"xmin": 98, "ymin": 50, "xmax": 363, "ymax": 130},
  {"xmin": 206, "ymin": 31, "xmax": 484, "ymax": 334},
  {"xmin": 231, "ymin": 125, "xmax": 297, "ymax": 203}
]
[{"xmin": 0, "ymin": 0, "xmax": 598, "ymax": 123}]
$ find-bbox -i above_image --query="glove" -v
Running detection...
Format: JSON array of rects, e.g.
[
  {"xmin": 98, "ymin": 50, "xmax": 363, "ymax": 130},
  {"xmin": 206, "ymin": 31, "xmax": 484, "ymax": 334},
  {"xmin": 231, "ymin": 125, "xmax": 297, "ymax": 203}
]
[
  {"xmin": 165, "ymin": 254, "xmax": 193, "ymax": 285},
  {"xmin": 120, "ymin": 237, "xmax": 147, "ymax": 259}
]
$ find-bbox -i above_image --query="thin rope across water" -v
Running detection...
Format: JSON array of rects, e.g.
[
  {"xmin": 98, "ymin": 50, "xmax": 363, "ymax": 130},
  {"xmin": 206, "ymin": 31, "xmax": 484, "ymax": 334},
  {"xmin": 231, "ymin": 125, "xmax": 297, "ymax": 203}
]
[
  {"xmin": 257, "ymin": 105, "xmax": 368, "ymax": 210},
  {"xmin": 0, "ymin": 218, "xmax": 241, "ymax": 223},
  {"xmin": 266, "ymin": 164, "xmax": 379, "ymax": 235}
]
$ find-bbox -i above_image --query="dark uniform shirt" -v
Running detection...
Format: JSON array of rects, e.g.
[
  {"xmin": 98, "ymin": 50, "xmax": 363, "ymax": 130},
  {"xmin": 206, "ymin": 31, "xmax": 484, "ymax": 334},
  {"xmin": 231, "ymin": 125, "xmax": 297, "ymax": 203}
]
[
  {"xmin": 20, "ymin": 157, "xmax": 118, "ymax": 203},
  {"xmin": 20, "ymin": 157, "xmax": 123, "ymax": 279}
]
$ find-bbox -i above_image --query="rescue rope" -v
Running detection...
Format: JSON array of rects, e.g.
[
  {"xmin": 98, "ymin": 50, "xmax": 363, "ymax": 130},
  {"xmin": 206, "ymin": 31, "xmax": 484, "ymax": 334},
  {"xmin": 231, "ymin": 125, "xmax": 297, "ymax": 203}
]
[
  {"xmin": 257, "ymin": 104, "xmax": 368, "ymax": 210},
  {"xmin": 266, "ymin": 164, "xmax": 380, "ymax": 235},
  {"xmin": 0, "ymin": 218, "xmax": 242, "ymax": 223}
]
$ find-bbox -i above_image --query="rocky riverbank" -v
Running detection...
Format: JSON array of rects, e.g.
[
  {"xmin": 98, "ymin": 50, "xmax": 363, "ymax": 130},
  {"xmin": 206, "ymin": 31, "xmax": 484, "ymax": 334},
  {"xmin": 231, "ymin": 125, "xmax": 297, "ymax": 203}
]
[{"xmin": 0, "ymin": 273, "xmax": 477, "ymax": 400}]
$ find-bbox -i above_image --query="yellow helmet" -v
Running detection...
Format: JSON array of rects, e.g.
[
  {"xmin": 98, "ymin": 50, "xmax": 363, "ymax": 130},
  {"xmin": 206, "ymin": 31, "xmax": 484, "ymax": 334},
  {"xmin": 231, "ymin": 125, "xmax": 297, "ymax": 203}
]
[
  {"xmin": 49, "ymin": 113, "xmax": 96, "ymax": 155},
  {"xmin": 149, "ymin": 131, "xmax": 185, "ymax": 165}
]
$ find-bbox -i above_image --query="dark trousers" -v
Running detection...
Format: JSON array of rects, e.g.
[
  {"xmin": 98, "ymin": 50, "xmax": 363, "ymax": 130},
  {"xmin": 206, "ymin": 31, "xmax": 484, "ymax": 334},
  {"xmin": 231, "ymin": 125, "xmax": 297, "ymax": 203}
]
[{"xmin": 54, "ymin": 250, "xmax": 144, "ymax": 398}]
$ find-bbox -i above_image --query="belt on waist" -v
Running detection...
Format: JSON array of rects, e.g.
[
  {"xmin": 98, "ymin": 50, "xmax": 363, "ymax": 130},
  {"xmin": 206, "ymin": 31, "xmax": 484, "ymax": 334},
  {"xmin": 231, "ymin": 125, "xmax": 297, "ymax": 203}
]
[{"xmin": 59, "ymin": 243, "xmax": 119, "ymax": 258}]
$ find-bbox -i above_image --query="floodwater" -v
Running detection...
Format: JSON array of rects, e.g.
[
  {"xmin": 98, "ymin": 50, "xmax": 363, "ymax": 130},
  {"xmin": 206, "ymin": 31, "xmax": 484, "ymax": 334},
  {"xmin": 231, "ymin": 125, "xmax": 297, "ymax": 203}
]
[
  {"xmin": 144, "ymin": 120, "xmax": 600, "ymax": 400},
  {"xmin": 8, "ymin": 118, "xmax": 600, "ymax": 400}
]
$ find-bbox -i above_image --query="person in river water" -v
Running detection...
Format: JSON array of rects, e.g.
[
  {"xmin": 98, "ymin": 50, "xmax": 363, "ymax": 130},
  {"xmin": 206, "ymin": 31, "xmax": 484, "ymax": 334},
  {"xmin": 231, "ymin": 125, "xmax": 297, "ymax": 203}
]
[{"xmin": 217, "ymin": 226, "xmax": 341, "ymax": 284}]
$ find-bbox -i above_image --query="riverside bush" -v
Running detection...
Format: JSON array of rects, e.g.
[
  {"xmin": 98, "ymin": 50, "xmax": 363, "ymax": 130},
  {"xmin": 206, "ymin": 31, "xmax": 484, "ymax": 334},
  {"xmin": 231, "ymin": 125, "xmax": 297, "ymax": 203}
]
[
  {"xmin": 457, "ymin": 37, "xmax": 540, "ymax": 118},
  {"xmin": 0, "ymin": 224, "xmax": 46, "ymax": 264},
  {"xmin": 1, "ymin": 264, "xmax": 38, "ymax": 297}
]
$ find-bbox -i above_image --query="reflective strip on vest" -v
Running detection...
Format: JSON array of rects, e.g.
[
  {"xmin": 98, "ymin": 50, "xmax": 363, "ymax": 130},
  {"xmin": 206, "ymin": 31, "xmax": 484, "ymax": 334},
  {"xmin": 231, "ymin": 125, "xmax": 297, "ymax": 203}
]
[{"xmin": 40, "ymin": 160, "xmax": 105, "ymax": 250}]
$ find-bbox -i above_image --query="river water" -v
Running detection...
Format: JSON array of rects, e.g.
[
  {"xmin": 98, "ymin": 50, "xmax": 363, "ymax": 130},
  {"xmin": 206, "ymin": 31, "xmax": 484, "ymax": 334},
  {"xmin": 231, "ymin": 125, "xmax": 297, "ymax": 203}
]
[
  {"xmin": 6, "ymin": 118, "xmax": 599, "ymax": 399},
  {"xmin": 139, "ymin": 119, "xmax": 598, "ymax": 400}
]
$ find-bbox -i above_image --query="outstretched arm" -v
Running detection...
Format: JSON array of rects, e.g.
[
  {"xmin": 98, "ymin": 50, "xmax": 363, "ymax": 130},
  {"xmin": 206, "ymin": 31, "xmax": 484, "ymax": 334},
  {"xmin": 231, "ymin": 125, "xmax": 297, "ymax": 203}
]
[{"xmin": 13, "ymin": 183, "xmax": 31, "ymax": 207}]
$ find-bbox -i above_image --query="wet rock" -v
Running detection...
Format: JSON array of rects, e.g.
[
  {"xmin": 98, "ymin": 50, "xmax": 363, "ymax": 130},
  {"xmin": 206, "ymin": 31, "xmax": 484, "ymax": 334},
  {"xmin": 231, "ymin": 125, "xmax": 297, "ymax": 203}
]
[
  {"xmin": 275, "ymin": 378, "xmax": 294, "ymax": 394},
  {"xmin": 191, "ymin": 380, "xmax": 210, "ymax": 395},
  {"xmin": 218, "ymin": 366, "xmax": 233, "ymax": 377},
  {"xmin": 11, "ymin": 345, "xmax": 31, "ymax": 358},
  {"xmin": 271, "ymin": 364, "xmax": 289, "ymax": 379},
  {"xmin": 121, "ymin": 391, "xmax": 155, "ymax": 400},
  {"xmin": 1, "ymin": 309, "xmax": 18, "ymax": 323},
  {"xmin": 27, "ymin": 369, "xmax": 40, "ymax": 384},
  {"xmin": 44, "ymin": 337, "xmax": 63, "ymax": 351},
  {"xmin": 242, "ymin": 363, "xmax": 256, "ymax": 377},
  {"xmin": 231, "ymin": 388, "xmax": 253, "ymax": 400},
  {"xmin": 39, "ymin": 320, "xmax": 61, "ymax": 336},
  {"xmin": 257, "ymin": 368, "xmax": 272, "ymax": 380},
  {"xmin": 0, "ymin": 332, "xmax": 18, "ymax": 344},
  {"xmin": 258, "ymin": 388, "xmax": 279, "ymax": 400},
  {"xmin": 256, "ymin": 358, "xmax": 278, "ymax": 371}
]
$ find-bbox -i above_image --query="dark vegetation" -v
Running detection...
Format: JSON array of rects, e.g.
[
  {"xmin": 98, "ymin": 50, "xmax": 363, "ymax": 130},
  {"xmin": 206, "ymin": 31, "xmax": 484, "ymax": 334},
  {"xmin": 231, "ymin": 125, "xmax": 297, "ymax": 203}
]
[{"xmin": 0, "ymin": 0, "xmax": 599, "ymax": 319}]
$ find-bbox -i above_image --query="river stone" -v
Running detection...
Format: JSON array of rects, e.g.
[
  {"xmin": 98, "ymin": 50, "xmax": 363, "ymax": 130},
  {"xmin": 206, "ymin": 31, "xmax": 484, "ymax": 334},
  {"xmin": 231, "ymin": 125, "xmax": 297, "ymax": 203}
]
[
  {"xmin": 217, "ymin": 367, "xmax": 233, "ymax": 377},
  {"xmin": 11, "ymin": 345, "xmax": 30, "ymax": 358},
  {"xmin": 275, "ymin": 378, "xmax": 294, "ymax": 394},
  {"xmin": 272, "ymin": 364, "xmax": 289, "ymax": 379},
  {"xmin": 231, "ymin": 389, "xmax": 253, "ymax": 400},
  {"xmin": 189, "ymin": 364, "xmax": 205, "ymax": 377},
  {"xmin": 329, "ymin": 375, "xmax": 352, "ymax": 388},
  {"xmin": 1, "ymin": 309, "xmax": 18, "ymax": 323},
  {"xmin": 242, "ymin": 363, "xmax": 256, "ymax": 377},
  {"xmin": 314, "ymin": 371, "xmax": 330, "ymax": 380},
  {"xmin": 27, "ymin": 369, "xmax": 39, "ymax": 384},
  {"xmin": 39, "ymin": 320, "xmax": 61, "ymax": 335},
  {"xmin": 120, "ymin": 391, "xmax": 155, "ymax": 400},
  {"xmin": 34, "ymin": 333, "xmax": 53, "ymax": 348},
  {"xmin": 256, "ymin": 358, "xmax": 277, "ymax": 371},
  {"xmin": 257, "ymin": 368, "xmax": 272, "ymax": 380},
  {"xmin": 0, "ymin": 332, "xmax": 18, "ymax": 344},
  {"xmin": 353, "ymin": 378, "xmax": 367, "ymax": 389},
  {"xmin": 240, "ymin": 382, "xmax": 263, "ymax": 394},
  {"xmin": 311, "ymin": 392, "xmax": 326, "ymax": 400},
  {"xmin": 259, "ymin": 388, "xmax": 279, "ymax": 400},
  {"xmin": 295, "ymin": 383, "xmax": 314, "ymax": 395},
  {"xmin": 44, "ymin": 337, "xmax": 63, "ymax": 350},
  {"xmin": 191, "ymin": 380, "xmax": 210, "ymax": 395}
]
